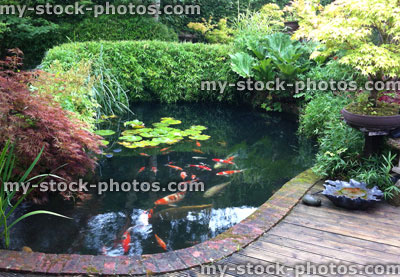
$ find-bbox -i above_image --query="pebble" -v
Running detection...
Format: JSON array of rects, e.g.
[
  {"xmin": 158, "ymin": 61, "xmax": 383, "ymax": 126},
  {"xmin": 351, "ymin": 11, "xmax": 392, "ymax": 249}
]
[{"xmin": 302, "ymin": 194, "xmax": 322, "ymax": 207}]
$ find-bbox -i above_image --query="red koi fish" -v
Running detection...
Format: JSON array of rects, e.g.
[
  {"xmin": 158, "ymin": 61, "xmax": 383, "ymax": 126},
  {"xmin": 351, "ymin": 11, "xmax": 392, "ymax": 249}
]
[
  {"xmin": 154, "ymin": 234, "xmax": 167, "ymax": 251},
  {"xmin": 226, "ymin": 155, "xmax": 237, "ymax": 162},
  {"xmin": 216, "ymin": 170, "xmax": 245, "ymax": 176},
  {"xmin": 212, "ymin": 158, "xmax": 235, "ymax": 165},
  {"xmin": 165, "ymin": 164, "xmax": 183, "ymax": 171},
  {"xmin": 180, "ymin": 171, "xmax": 187, "ymax": 180},
  {"xmin": 187, "ymin": 164, "xmax": 212, "ymax": 171},
  {"xmin": 192, "ymin": 149, "xmax": 204, "ymax": 154},
  {"xmin": 147, "ymin": 208, "xmax": 154, "ymax": 219},
  {"xmin": 154, "ymin": 191, "xmax": 186, "ymax": 205},
  {"xmin": 122, "ymin": 227, "xmax": 132, "ymax": 254},
  {"xmin": 140, "ymin": 153, "xmax": 150, "ymax": 157},
  {"xmin": 138, "ymin": 166, "xmax": 146, "ymax": 173},
  {"xmin": 151, "ymin": 166, "xmax": 158, "ymax": 174},
  {"xmin": 160, "ymin": 147, "xmax": 170, "ymax": 152},
  {"xmin": 196, "ymin": 141, "xmax": 201, "ymax": 147}
]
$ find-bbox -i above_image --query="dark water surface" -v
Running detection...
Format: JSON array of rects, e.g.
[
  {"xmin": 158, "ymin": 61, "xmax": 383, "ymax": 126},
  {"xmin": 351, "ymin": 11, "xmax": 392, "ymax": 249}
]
[{"xmin": 7, "ymin": 103, "xmax": 314, "ymax": 255}]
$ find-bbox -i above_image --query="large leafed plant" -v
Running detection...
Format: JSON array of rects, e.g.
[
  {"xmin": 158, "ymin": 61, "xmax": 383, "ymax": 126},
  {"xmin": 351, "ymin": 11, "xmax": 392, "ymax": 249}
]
[{"xmin": 292, "ymin": 0, "xmax": 400, "ymax": 113}]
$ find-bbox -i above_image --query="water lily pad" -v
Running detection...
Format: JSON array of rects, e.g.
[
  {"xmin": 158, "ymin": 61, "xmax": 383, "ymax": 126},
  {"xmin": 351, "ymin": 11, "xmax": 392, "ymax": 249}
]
[
  {"xmin": 153, "ymin": 122, "xmax": 170, "ymax": 128},
  {"xmin": 182, "ymin": 129, "xmax": 202, "ymax": 136},
  {"xmin": 121, "ymin": 129, "xmax": 141, "ymax": 136},
  {"xmin": 124, "ymin": 120, "xmax": 145, "ymax": 128},
  {"xmin": 189, "ymin": 134, "xmax": 211, "ymax": 141},
  {"xmin": 133, "ymin": 141, "xmax": 154, "ymax": 147},
  {"xmin": 100, "ymin": 140, "xmax": 109, "ymax": 146},
  {"xmin": 95, "ymin": 130, "xmax": 116, "ymax": 136},
  {"xmin": 119, "ymin": 135, "xmax": 142, "ymax": 142},
  {"xmin": 190, "ymin": 125, "xmax": 207, "ymax": 131},
  {"xmin": 136, "ymin": 128, "xmax": 153, "ymax": 133},
  {"xmin": 160, "ymin": 117, "xmax": 182, "ymax": 125}
]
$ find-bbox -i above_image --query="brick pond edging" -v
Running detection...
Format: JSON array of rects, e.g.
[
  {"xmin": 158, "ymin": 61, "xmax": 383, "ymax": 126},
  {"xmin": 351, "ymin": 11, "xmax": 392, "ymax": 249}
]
[{"xmin": 0, "ymin": 169, "xmax": 321, "ymax": 276}]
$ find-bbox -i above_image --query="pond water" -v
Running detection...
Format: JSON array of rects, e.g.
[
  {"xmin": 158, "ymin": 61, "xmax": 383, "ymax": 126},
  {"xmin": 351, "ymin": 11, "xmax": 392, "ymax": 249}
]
[{"xmin": 6, "ymin": 103, "xmax": 314, "ymax": 256}]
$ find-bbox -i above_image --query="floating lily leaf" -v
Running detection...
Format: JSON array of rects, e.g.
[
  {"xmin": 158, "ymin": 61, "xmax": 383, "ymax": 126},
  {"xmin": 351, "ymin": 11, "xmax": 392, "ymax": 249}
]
[
  {"xmin": 95, "ymin": 130, "xmax": 116, "ymax": 136},
  {"xmin": 153, "ymin": 122, "xmax": 170, "ymax": 128},
  {"xmin": 147, "ymin": 141, "xmax": 161, "ymax": 146},
  {"xmin": 123, "ymin": 144, "xmax": 139, "ymax": 149},
  {"xmin": 121, "ymin": 129, "xmax": 141, "ymax": 136},
  {"xmin": 119, "ymin": 135, "xmax": 142, "ymax": 142},
  {"xmin": 140, "ymin": 132, "xmax": 158, "ymax": 138},
  {"xmin": 160, "ymin": 117, "xmax": 182, "ymax": 125},
  {"xmin": 124, "ymin": 120, "xmax": 145, "ymax": 128},
  {"xmin": 133, "ymin": 141, "xmax": 154, "ymax": 147},
  {"xmin": 100, "ymin": 140, "xmax": 109, "ymax": 146},
  {"xmin": 136, "ymin": 128, "xmax": 153, "ymax": 133},
  {"xmin": 189, "ymin": 134, "xmax": 211, "ymax": 141},
  {"xmin": 182, "ymin": 129, "xmax": 202, "ymax": 136},
  {"xmin": 190, "ymin": 125, "xmax": 207, "ymax": 131}
]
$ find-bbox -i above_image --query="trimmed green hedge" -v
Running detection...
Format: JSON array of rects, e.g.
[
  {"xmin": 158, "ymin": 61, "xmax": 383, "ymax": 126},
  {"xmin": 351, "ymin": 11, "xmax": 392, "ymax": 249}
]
[
  {"xmin": 62, "ymin": 15, "xmax": 178, "ymax": 42},
  {"xmin": 42, "ymin": 41, "xmax": 239, "ymax": 103}
]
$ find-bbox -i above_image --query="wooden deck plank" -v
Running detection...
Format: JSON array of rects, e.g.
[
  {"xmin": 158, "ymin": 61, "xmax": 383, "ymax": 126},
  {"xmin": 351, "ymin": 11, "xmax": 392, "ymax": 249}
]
[
  {"xmin": 260, "ymin": 233, "xmax": 383, "ymax": 266},
  {"xmin": 269, "ymin": 222, "xmax": 400, "ymax": 260},
  {"xmin": 165, "ymin": 181, "xmax": 400, "ymax": 277},
  {"xmin": 228, "ymin": 252, "xmax": 325, "ymax": 277},
  {"xmin": 292, "ymin": 204, "xmax": 400, "ymax": 231},
  {"xmin": 285, "ymin": 209, "xmax": 400, "ymax": 247}
]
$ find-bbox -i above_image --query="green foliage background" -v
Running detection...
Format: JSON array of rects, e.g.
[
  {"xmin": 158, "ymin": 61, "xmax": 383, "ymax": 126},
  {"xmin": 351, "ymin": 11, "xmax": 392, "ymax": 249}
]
[{"xmin": 42, "ymin": 40, "xmax": 240, "ymax": 103}]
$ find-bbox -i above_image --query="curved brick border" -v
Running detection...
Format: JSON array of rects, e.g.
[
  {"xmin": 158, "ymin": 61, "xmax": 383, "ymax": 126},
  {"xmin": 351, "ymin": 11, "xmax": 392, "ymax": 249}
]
[{"xmin": 0, "ymin": 169, "xmax": 320, "ymax": 276}]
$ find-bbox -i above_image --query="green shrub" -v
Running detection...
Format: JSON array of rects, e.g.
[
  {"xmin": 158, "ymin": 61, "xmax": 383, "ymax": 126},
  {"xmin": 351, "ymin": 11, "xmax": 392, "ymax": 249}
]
[
  {"xmin": 32, "ymin": 61, "xmax": 98, "ymax": 130},
  {"xmin": 160, "ymin": 0, "xmax": 278, "ymax": 33},
  {"xmin": 42, "ymin": 41, "xmax": 239, "ymax": 103},
  {"xmin": 300, "ymin": 90, "xmax": 397, "ymax": 197},
  {"xmin": 0, "ymin": 16, "xmax": 60, "ymax": 68},
  {"xmin": 63, "ymin": 15, "xmax": 178, "ymax": 42},
  {"xmin": 296, "ymin": 60, "xmax": 367, "ymax": 102},
  {"xmin": 299, "ymin": 93, "xmax": 351, "ymax": 138}
]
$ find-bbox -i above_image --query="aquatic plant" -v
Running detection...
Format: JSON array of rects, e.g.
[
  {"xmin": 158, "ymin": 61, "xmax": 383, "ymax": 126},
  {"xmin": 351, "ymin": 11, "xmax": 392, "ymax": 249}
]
[
  {"xmin": 117, "ymin": 118, "xmax": 210, "ymax": 149},
  {"xmin": 0, "ymin": 50, "xmax": 103, "ymax": 203},
  {"xmin": 0, "ymin": 141, "xmax": 70, "ymax": 249}
]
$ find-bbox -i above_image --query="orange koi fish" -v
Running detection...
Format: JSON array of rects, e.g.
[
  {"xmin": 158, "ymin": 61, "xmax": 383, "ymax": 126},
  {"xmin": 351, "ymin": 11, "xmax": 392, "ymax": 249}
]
[
  {"xmin": 196, "ymin": 141, "xmax": 201, "ymax": 147},
  {"xmin": 192, "ymin": 149, "xmax": 204, "ymax": 154},
  {"xmin": 138, "ymin": 166, "xmax": 146, "ymax": 173},
  {"xmin": 165, "ymin": 164, "xmax": 183, "ymax": 171},
  {"xmin": 187, "ymin": 164, "xmax": 212, "ymax": 171},
  {"xmin": 154, "ymin": 234, "xmax": 167, "ymax": 251},
  {"xmin": 122, "ymin": 227, "xmax": 132, "ymax": 254},
  {"xmin": 212, "ymin": 158, "xmax": 235, "ymax": 165},
  {"xmin": 140, "ymin": 153, "xmax": 150, "ymax": 157},
  {"xmin": 154, "ymin": 191, "xmax": 186, "ymax": 206},
  {"xmin": 160, "ymin": 147, "xmax": 170, "ymax": 152},
  {"xmin": 151, "ymin": 166, "xmax": 158, "ymax": 174},
  {"xmin": 191, "ymin": 174, "xmax": 196, "ymax": 180},
  {"xmin": 216, "ymin": 170, "xmax": 245, "ymax": 176},
  {"xmin": 180, "ymin": 171, "xmax": 187, "ymax": 180}
]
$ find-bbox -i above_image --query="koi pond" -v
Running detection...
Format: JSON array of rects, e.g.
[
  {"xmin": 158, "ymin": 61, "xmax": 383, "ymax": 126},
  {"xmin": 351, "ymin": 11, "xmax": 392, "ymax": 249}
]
[{"xmin": 7, "ymin": 103, "xmax": 314, "ymax": 256}]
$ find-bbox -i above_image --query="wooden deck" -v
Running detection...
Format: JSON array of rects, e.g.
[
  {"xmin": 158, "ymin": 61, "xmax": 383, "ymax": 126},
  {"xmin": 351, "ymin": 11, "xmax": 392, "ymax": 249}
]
[{"xmin": 163, "ymin": 183, "xmax": 400, "ymax": 277}]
